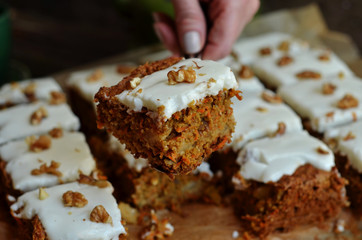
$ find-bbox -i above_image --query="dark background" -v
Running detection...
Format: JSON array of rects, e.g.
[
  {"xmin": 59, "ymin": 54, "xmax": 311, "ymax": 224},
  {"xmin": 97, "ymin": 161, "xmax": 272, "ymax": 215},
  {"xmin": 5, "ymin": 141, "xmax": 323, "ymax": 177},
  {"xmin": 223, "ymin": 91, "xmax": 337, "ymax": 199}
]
[{"xmin": 5, "ymin": 0, "xmax": 362, "ymax": 78}]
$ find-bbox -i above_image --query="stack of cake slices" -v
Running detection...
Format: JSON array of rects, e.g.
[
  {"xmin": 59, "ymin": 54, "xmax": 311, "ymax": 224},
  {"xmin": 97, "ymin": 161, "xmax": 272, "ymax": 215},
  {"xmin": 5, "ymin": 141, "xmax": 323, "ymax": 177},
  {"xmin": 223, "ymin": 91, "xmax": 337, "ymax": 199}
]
[{"xmin": 0, "ymin": 78, "xmax": 126, "ymax": 239}]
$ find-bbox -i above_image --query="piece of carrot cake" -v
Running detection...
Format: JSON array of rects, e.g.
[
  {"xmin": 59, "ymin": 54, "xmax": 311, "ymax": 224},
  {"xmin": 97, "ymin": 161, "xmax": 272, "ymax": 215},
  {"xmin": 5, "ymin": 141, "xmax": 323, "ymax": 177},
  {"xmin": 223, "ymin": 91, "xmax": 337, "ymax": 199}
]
[
  {"xmin": 252, "ymin": 48, "xmax": 354, "ymax": 89},
  {"xmin": 278, "ymin": 75, "xmax": 362, "ymax": 135},
  {"xmin": 95, "ymin": 57, "xmax": 240, "ymax": 175},
  {"xmin": 325, "ymin": 120, "xmax": 362, "ymax": 219},
  {"xmin": 0, "ymin": 78, "xmax": 64, "ymax": 109},
  {"xmin": 10, "ymin": 180, "xmax": 126, "ymax": 240},
  {"xmin": 0, "ymin": 129, "xmax": 96, "ymax": 196},
  {"xmin": 0, "ymin": 101, "xmax": 80, "ymax": 145},
  {"xmin": 232, "ymin": 131, "xmax": 348, "ymax": 238}
]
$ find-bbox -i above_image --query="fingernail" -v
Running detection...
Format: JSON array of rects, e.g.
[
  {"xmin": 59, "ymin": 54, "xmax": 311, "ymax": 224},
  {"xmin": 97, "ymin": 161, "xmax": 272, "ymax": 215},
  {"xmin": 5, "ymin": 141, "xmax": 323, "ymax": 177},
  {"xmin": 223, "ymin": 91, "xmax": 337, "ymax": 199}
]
[{"xmin": 183, "ymin": 31, "xmax": 201, "ymax": 54}]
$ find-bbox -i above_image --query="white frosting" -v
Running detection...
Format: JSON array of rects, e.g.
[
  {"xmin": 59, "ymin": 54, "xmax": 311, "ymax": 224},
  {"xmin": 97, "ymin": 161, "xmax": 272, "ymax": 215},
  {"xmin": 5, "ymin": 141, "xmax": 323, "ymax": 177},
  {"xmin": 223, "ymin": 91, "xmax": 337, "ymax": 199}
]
[
  {"xmin": 278, "ymin": 76, "xmax": 362, "ymax": 133},
  {"xmin": 0, "ymin": 102, "xmax": 80, "ymax": 145},
  {"xmin": 0, "ymin": 78, "xmax": 62, "ymax": 106},
  {"xmin": 11, "ymin": 182, "xmax": 126, "ymax": 240},
  {"xmin": 325, "ymin": 120, "xmax": 362, "ymax": 173},
  {"xmin": 192, "ymin": 162, "xmax": 214, "ymax": 178},
  {"xmin": 68, "ymin": 64, "xmax": 134, "ymax": 104},
  {"xmin": 228, "ymin": 90, "xmax": 302, "ymax": 152},
  {"xmin": 115, "ymin": 58, "xmax": 237, "ymax": 120},
  {"xmin": 236, "ymin": 131, "xmax": 334, "ymax": 183},
  {"xmin": 107, "ymin": 135, "xmax": 148, "ymax": 172},
  {"xmin": 0, "ymin": 132, "xmax": 96, "ymax": 192},
  {"xmin": 252, "ymin": 48, "xmax": 354, "ymax": 88},
  {"xmin": 233, "ymin": 32, "xmax": 309, "ymax": 64}
]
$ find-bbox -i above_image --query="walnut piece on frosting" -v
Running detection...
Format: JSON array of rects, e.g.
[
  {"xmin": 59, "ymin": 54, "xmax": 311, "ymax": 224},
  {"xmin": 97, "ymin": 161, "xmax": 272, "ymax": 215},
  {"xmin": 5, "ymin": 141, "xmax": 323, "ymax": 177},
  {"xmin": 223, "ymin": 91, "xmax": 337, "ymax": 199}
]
[
  {"xmin": 26, "ymin": 135, "xmax": 52, "ymax": 152},
  {"xmin": 318, "ymin": 53, "xmax": 330, "ymax": 61},
  {"xmin": 277, "ymin": 41, "xmax": 290, "ymax": 52},
  {"xmin": 48, "ymin": 127, "xmax": 63, "ymax": 138},
  {"xmin": 271, "ymin": 122, "xmax": 286, "ymax": 137},
  {"xmin": 49, "ymin": 91, "xmax": 66, "ymax": 105},
  {"xmin": 86, "ymin": 69, "xmax": 104, "ymax": 82},
  {"xmin": 63, "ymin": 191, "xmax": 88, "ymax": 208},
  {"xmin": 78, "ymin": 174, "xmax": 110, "ymax": 188},
  {"xmin": 316, "ymin": 147, "xmax": 329, "ymax": 155},
  {"xmin": 259, "ymin": 47, "xmax": 272, "ymax": 56},
  {"xmin": 261, "ymin": 91, "xmax": 283, "ymax": 104},
  {"xmin": 277, "ymin": 56, "xmax": 293, "ymax": 66},
  {"xmin": 256, "ymin": 107, "xmax": 268, "ymax": 113},
  {"xmin": 90, "ymin": 205, "xmax": 113, "ymax": 225},
  {"xmin": 130, "ymin": 77, "xmax": 142, "ymax": 89},
  {"xmin": 30, "ymin": 106, "xmax": 48, "ymax": 125},
  {"xmin": 238, "ymin": 65, "xmax": 254, "ymax": 79},
  {"xmin": 23, "ymin": 82, "xmax": 37, "ymax": 101},
  {"xmin": 38, "ymin": 187, "xmax": 49, "ymax": 200},
  {"xmin": 296, "ymin": 71, "xmax": 321, "ymax": 80},
  {"xmin": 322, "ymin": 83, "xmax": 336, "ymax": 95},
  {"xmin": 337, "ymin": 94, "xmax": 359, "ymax": 109},
  {"xmin": 31, "ymin": 160, "xmax": 62, "ymax": 177},
  {"xmin": 167, "ymin": 67, "xmax": 196, "ymax": 85},
  {"xmin": 343, "ymin": 131, "xmax": 356, "ymax": 141}
]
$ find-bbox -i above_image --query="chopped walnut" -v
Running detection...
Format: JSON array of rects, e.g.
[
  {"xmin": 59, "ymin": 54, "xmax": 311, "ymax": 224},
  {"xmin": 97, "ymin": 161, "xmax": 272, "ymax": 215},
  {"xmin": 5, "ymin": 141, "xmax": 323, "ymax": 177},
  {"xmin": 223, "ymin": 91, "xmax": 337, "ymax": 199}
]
[
  {"xmin": 352, "ymin": 112, "xmax": 357, "ymax": 121},
  {"xmin": 30, "ymin": 106, "xmax": 48, "ymax": 125},
  {"xmin": 10, "ymin": 82, "xmax": 20, "ymax": 89},
  {"xmin": 77, "ymin": 174, "xmax": 110, "ymax": 188},
  {"xmin": 31, "ymin": 160, "xmax": 62, "ymax": 177},
  {"xmin": 322, "ymin": 83, "xmax": 336, "ymax": 95},
  {"xmin": 63, "ymin": 191, "xmax": 88, "ymax": 208},
  {"xmin": 343, "ymin": 132, "xmax": 356, "ymax": 141},
  {"xmin": 167, "ymin": 67, "xmax": 196, "ymax": 85},
  {"xmin": 261, "ymin": 91, "xmax": 283, "ymax": 104},
  {"xmin": 23, "ymin": 83, "xmax": 37, "ymax": 101},
  {"xmin": 338, "ymin": 72, "xmax": 345, "ymax": 79},
  {"xmin": 271, "ymin": 122, "xmax": 286, "ymax": 137},
  {"xmin": 256, "ymin": 107, "xmax": 268, "ymax": 112},
  {"xmin": 316, "ymin": 147, "xmax": 329, "ymax": 155},
  {"xmin": 26, "ymin": 135, "xmax": 52, "ymax": 152},
  {"xmin": 259, "ymin": 47, "xmax": 272, "ymax": 56},
  {"xmin": 129, "ymin": 77, "xmax": 142, "ymax": 89},
  {"xmin": 325, "ymin": 111, "xmax": 335, "ymax": 120},
  {"xmin": 38, "ymin": 187, "xmax": 49, "ymax": 200},
  {"xmin": 277, "ymin": 56, "xmax": 293, "ymax": 66},
  {"xmin": 48, "ymin": 127, "xmax": 63, "ymax": 138},
  {"xmin": 238, "ymin": 65, "xmax": 254, "ymax": 79},
  {"xmin": 49, "ymin": 91, "xmax": 66, "ymax": 105},
  {"xmin": 116, "ymin": 65, "xmax": 135, "ymax": 74},
  {"xmin": 86, "ymin": 69, "xmax": 104, "ymax": 82},
  {"xmin": 277, "ymin": 41, "xmax": 290, "ymax": 52},
  {"xmin": 318, "ymin": 54, "xmax": 330, "ymax": 61},
  {"xmin": 90, "ymin": 205, "xmax": 113, "ymax": 225},
  {"xmin": 337, "ymin": 94, "xmax": 359, "ymax": 109},
  {"xmin": 296, "ymin": 71, "xmax": 321, "ymax": 80}
]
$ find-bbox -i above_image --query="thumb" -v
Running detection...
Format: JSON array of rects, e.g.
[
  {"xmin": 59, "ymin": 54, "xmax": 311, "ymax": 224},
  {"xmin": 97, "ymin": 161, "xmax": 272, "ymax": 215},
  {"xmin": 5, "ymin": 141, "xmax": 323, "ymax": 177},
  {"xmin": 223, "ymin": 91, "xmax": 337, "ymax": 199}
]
[{"xmin": 172, "ymin": 0, "xmax": 207, "ymax": 55}]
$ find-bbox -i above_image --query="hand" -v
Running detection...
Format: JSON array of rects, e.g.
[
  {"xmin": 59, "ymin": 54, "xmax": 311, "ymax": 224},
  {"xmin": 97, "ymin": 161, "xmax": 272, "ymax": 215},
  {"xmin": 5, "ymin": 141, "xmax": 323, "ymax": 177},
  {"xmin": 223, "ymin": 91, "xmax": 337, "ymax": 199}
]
[{"xmin": 153, "ymin": 0, "xmax": 260, "ymax": 60}]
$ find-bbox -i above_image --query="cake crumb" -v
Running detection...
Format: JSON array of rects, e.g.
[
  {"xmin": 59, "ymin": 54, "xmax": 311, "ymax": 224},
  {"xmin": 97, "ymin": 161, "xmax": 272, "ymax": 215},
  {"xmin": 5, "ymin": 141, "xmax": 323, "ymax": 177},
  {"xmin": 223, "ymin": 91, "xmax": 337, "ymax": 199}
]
[
  {"xmin": 38, "ymin": 187, "xmax": 49, "ymax": 200},
  {"xmin": 140, "ymin": 209, "xmax": 174, "ymax": 240}
]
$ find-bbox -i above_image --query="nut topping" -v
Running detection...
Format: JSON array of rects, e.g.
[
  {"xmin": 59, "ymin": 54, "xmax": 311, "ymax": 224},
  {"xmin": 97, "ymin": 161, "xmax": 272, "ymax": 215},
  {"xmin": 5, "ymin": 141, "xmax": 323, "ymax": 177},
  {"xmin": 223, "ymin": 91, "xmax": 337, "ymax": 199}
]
[
  {"xmin": 23, "ymin": 83, "xmax": 37, "ymax": 102},
  {"xmin": 90, "ymin": 205, "xmax": 113, "ymax": 225},
  {"xmin": 49, "ymin": 91, "xmax": 66, "ymax": 105},
  {"xmin": 343, "ymin": 131, "xmax": 356, "ymax": 141},
  {"xmin": 277, "ymin": 41, "xmax": 290, "ymax": 52},
  {"xmin": 48, "ymin": 127, "xmax": 63, "ymax": 138},
  {"xmin": 63, "ymin": 191, "xmax": 88, "ymax": 208},
  {"xmin": 337, "ymin": 94, "xmax": 359, "ymax": 109},
  {"xmin": 322, "ymin": 83, "xmax": 336, "ymax": 95},
  {"xmin": 77, "ymin": 174, "xmax": 110, "ymax": 188},
  {"xmin": 261, "ymin": 91, "xmax": 283, "ymax": 104},
  {"xmin": 256, "ymin": 107, "xmax": 268, "ymax": 112},
  {"xmin": 38, "ymin": 187, "xmax": 49, "ymax": 200},
  {"xmin": 31, "ymin": 160, "xmax": 62, "ymax": 177},
  {"xmin": 259, "ymin": 47, "xmax": 272, "ymax": 56},
  {"xmin": 277, "ymin": 56, "xmax": 293, "ymax": 66},
  {"xmin": 318, "ymin": 54, "xmax": 330, "ymax": 61},
  {"xmin": 26, "ymin": 135, "xmax": 52, "ymax": 152},
  {"xmin": 271, "ymin": 122, "xmax": 286, "ymax": 137},
  {"xmin": 30, "ymin": 107, "xmax": 48, "ymax": 125},
  {"xmin": 296, "ymin": 71, "xmax": 321, "ymax": 80},
  {"xmin": 238, "ymin": 65, "xmax": 254, "ymax": 79},
  {"xmin": 316, "ymin": 147, "xmax": 329, "ymax": 155},
  {"xmin": 167, "ymin": 67, "xmax": 196, "ymax": 85},
  {"xmin": 86, "ymin": 69, "xmax": 104, "ymax": 82},
  {"xmin": 129, "ymin": 77, "xmax": 141, "ymax": 89}
]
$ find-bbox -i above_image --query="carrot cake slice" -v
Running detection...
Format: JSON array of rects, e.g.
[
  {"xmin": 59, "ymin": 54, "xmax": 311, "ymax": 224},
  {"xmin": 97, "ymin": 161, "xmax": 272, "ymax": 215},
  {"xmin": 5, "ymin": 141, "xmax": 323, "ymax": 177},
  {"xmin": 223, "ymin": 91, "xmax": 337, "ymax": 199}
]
[
  {"xmin": 67, "ymin": 64, "xmax": 135, "ymax": 136},
  {"xmin": 278, "ymin": 75, "xmax": 362, "ymax": 135},
  {"xmin": 95, "ymin": 57, "xmax": 240, "ymax": 175},
  {"xmin": 0, "ymin": 78, "xmax": 64, "ymax": 109},
  {"xmin": 0, "ymin": 101, "xmax": 80, "ymax": 145},
  {"xmin": 252, "ymin": 48, "xmax": 354, "ymax": 89},
  {"xmin": 10, "ymin": 180, "xmax": 126, "ymax": 240},
  {"xmin": 232, "ymin": 131, "xmax": 348, "ymax": 238},
  {"xmin": 0, "ymin": 129, "xmax": 96, "ymax": 195},
  {"xmin": 89, "ymin": 135, "xmax": 219, "ymax": 210},
  {"xmin": 325, "ymin": 120, "xmax": 362, "ymax": 219},
  {"xmin": 232, "ymin": 32, "xmax": 309, "ymax": 64}
]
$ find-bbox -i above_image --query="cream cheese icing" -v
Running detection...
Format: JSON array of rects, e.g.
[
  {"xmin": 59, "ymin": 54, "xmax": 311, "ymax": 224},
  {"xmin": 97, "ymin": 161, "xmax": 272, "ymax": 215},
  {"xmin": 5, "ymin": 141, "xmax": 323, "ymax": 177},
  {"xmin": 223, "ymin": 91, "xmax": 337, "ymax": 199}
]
[
  {"xmin": 233, "ymin": 32, "xmax": 309, "ymax": 64},
  {"xmin": 11, "ymin": 182, "xmax": 126, "ymax": 240},
  {"xmin": 252, "ymin": 48, "xmax": 354, "ymax": 88},
  {"xmin": 325, "ymin": 120, "xmax": 362, "ymax": 173},
  {"xmin": 0, "ymin": 131, "xmax": 96, "ymax": 192},
  {"xmin": 278, "ymin": 76, "xmax": 362, "ymax": 133},
  {"xmin": 228, "ymin": 90, "xmax": 303, "ymax": 152},
  {"xmin": 0, "ymin": 78, "xmax": 62, "ymax": 106},
  {"xmin": 0, "ymin": 102, "xmax": 80, "ymax": 145},
  {"xmin": 68, "ymin": 64, "xmax": 135, "ymax": 104},
  {"xmin": 114, "ymin": 58, "xmax": 237, "ymax": 120},
  {"xmin": 235, "ymin": 131, "xmax": 334, "ymax": 183}
]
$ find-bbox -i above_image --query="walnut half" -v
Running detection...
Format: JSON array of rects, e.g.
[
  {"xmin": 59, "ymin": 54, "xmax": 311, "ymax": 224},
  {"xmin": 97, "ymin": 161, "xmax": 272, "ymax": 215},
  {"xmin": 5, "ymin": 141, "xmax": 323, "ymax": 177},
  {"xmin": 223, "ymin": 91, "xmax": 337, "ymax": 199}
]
[
  {"xmin": 30, "ymin": 107, "xmax": 48, "ymax": 125},
  {"xmin": 90, "ymin": 205, "xmax": 113, "ymax": 225},
  {"xmin": 63, "ymin": 191, "xmax": 88, "ymax": 208},
  {"xmin": 31, "ymin": 160, "xmax": 62, "ymax": 177},
  {"xmin": 238, "ymin": 65, "xmax": 254, "ymax": 79},
  {"xmin": 167, "ymin": 67, "xmax": 196, "ymax": 85},
  {"xmin": 26, "ymin": 135, "xmax": 52, "ymax": 152},
  {"xmin": 337, "ymin": 94, "xmax": 359, "ymax": 109}
]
